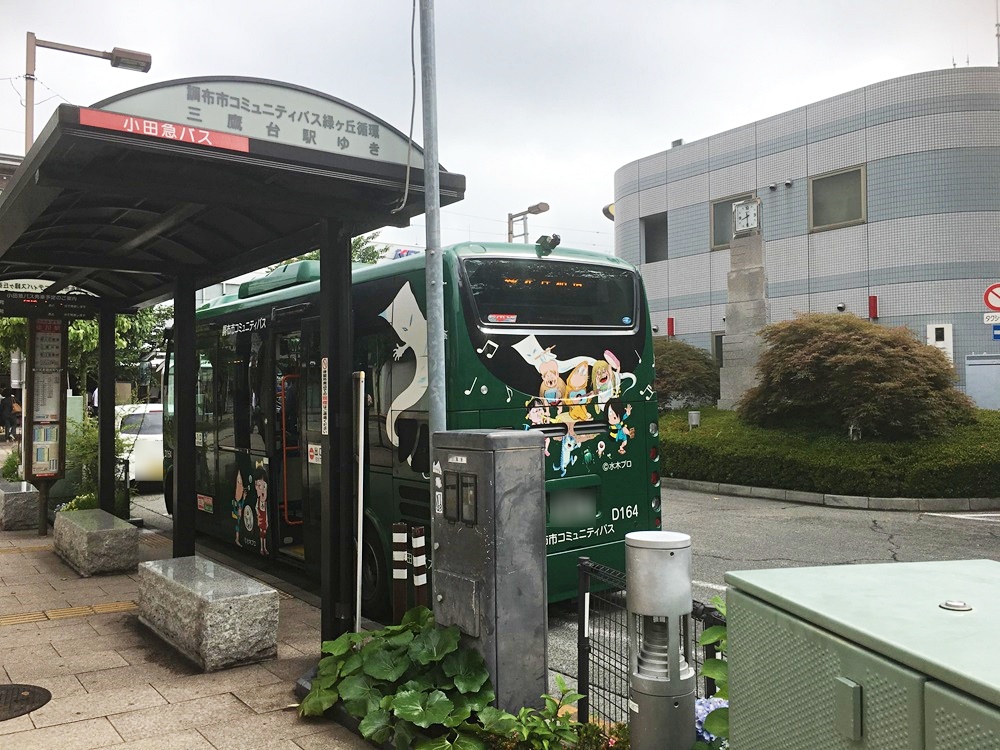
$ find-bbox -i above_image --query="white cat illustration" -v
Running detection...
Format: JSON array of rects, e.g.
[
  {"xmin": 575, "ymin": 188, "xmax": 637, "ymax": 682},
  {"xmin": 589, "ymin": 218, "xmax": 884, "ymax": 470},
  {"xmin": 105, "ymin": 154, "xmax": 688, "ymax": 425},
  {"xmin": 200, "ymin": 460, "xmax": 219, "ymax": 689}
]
[{"xmin": 380, "ymin": 281, "xmax": 428, "ymax": 457}]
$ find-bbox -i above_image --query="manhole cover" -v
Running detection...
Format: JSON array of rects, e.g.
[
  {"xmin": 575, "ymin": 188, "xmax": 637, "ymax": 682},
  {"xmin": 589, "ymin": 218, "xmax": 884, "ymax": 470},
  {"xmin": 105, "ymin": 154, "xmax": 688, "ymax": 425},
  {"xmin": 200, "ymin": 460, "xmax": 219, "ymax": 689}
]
[{"xmin": 0, "ymin": 684, "xmax": 51, "ymax": 721}]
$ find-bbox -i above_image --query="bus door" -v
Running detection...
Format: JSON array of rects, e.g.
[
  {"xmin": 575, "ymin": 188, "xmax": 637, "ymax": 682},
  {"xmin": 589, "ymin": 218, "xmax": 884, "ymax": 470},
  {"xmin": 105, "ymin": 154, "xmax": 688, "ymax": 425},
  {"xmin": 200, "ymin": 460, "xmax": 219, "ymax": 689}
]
[{"xmin": 273, "ymin": 327, "xmax": 305, "ymax": 560}]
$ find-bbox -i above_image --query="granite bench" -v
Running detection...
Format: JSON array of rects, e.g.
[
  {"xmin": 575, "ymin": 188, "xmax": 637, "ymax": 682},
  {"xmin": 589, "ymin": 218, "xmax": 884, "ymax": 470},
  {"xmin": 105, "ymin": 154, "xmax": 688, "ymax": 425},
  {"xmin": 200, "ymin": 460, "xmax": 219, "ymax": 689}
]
[
  {"xmin": 53, "ymin": 509, "xmax": 138, "ymax": 576},
  {"xmin": 0, "ymin": 481, "xmax": 38, "ymax": 531},
  {"xmin": 138, "ymin": 556, "xmax": 279, "ymax": 672}
]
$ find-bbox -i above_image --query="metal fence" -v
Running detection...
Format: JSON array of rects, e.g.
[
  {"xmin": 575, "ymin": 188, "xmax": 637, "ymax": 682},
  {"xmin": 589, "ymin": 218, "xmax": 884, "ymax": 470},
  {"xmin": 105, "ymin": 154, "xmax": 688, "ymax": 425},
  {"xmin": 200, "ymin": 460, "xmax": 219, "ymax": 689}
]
[{"xmin": 576, "ymin": 556, "xmax": 726, "ymax": 726}]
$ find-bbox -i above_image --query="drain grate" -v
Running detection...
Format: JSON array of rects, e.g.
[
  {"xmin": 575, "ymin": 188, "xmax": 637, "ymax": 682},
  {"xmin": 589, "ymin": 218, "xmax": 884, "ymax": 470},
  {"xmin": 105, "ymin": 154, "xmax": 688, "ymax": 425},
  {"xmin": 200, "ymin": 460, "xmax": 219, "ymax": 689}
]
[{"xmin": 0, "ymin": 684, "xmax": 52, "ymax": 721}]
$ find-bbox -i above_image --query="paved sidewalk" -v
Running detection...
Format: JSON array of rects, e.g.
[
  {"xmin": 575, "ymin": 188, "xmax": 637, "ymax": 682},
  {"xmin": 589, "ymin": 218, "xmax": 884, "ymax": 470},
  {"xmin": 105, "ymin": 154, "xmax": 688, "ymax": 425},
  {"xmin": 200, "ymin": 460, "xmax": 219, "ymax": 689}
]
[{"xmin": 0, "ymin": 522, "xmax": 369, "ymax": 750}]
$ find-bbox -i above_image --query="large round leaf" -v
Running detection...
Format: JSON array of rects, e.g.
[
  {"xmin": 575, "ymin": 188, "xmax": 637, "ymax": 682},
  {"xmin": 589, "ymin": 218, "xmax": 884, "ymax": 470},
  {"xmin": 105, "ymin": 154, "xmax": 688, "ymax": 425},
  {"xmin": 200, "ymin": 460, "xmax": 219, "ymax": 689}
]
[
  {"xmin": 478, "ymin": 706, "xmax": 519, "ymax": 735},
  {"xmin": 363, "ymin": 645, "xmax": 410, "ymax": 682},
  {"xmin": 298, "ymin": 687, "xmax": 339, "ymax": 717},
  {"xmin": 402, "ymin": 606, "xmax": 434, "ymax": 630},
  {"xmin": 359, "ymin": 709, "xmax": 393, "ymax": 743},
  {"xmin": 409, "ymin": 626, "xmax": 461, "ymax": 665},
  {"xmin": 442, "ymin": 649, "xmax": 490, "ymax": 694},
  {"xmin": 340, "ymin": 673, "xmax": 384, "ymax": 717},
  {"xmin": 392, "ymin": 689, "xmax": 455, "ymax": 728}
]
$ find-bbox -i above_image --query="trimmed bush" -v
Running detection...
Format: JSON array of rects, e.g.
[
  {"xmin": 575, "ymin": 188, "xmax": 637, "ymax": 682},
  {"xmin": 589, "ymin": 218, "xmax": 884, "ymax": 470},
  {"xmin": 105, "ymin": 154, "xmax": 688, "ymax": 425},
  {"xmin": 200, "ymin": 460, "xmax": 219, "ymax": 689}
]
[
  {"xmin": 661, "ymin": 408, "xmax": 1000, "ymax": 498},
  {"xmin": 737, "ymin": 313, "xmax": 976, "ymax": 439},
  {"xmin": 653, "ymin": 337, "xmax": 720, "ymax": 410}
]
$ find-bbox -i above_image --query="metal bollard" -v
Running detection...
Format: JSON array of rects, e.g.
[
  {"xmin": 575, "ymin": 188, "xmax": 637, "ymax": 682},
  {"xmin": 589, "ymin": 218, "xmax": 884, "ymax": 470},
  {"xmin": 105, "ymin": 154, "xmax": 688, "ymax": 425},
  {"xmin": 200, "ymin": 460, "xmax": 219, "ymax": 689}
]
[{"xmin": 626, "ymin": 531, "xmax": 695, "ymax": 750}]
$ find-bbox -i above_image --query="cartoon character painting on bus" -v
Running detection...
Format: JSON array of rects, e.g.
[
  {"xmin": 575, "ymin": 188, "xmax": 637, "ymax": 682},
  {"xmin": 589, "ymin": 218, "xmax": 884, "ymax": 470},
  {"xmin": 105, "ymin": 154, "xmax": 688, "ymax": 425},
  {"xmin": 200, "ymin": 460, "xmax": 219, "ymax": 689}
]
[
  {"xmin": 254, "ymin": 464, "xmax": 270, "ymax": 556},
  {"xmin": 507, "ymin": 334, "xmax": 639, "ymax": 473},
  {"xmin": 232, "ymin": 453, "xmax": 261, "ymax": 551}
]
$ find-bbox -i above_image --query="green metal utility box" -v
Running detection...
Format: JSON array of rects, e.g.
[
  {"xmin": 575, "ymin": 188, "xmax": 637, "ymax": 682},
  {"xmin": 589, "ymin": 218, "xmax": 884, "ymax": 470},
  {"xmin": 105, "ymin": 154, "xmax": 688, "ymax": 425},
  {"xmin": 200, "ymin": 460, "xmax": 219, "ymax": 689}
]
[{"xmin": 725, "ymin": 560, "xmax": 1000, "ymax": 749}]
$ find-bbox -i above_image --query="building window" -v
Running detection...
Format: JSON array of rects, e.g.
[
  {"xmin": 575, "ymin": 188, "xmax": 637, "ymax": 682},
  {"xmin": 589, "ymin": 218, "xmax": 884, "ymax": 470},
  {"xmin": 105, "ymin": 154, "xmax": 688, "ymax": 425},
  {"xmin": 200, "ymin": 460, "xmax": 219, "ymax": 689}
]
[
  {"xmin": 810, "ymin": 166, "xmax": 866, "ymax": 231},
  {"xmin": 711, "ymin": 194, "xmax": 752, "ymax": 250},
  {"xmin": 641, "ymin": 212, "xmax": 668, "ymax": 263},
  {"xmin": 713, "ymin": 333, "xmax": 724, "ymax": 366}
]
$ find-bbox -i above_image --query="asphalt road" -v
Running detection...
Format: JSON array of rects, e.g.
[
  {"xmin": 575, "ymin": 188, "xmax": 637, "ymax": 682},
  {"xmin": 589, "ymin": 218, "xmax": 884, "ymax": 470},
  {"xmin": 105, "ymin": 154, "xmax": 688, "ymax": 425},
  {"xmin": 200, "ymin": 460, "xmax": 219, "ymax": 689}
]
[{"xmin": 663, "ymin": 487, "xmax": 1000, "ymax": 604}]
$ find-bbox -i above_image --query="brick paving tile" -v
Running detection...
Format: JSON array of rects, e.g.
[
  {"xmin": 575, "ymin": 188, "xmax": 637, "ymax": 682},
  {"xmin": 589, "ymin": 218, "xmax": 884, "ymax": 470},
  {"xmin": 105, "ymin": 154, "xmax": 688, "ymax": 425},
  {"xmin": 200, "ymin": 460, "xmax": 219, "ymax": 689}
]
[{"xmin": 0, "ymin": 716, "xmax": 123, "ymax": 750}]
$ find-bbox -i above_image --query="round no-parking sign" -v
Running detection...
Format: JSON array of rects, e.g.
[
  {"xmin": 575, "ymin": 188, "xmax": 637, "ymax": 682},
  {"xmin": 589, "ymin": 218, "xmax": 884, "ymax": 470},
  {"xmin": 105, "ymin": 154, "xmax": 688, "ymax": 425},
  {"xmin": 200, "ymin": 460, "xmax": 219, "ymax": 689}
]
[{"xmin": 985, "ymin": 284, "xmax": 1000, "ymax": 311}]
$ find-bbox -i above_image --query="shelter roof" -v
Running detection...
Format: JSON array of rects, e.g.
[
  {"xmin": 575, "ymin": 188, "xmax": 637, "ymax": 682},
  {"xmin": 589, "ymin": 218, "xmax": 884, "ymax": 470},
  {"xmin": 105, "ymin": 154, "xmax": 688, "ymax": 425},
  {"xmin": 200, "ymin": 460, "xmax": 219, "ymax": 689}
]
[{"xmin": 0, "ymin": 77, "xmax": 465, "ymax": 309}]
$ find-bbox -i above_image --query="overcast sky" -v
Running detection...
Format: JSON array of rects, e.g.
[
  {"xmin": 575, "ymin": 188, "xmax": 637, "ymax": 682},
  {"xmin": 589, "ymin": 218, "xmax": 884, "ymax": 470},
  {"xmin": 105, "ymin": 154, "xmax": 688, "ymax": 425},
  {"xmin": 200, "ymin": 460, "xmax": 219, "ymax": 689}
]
[{"xmin": 2, "ymin": 0, "xmax": 997, "ymax": 260}]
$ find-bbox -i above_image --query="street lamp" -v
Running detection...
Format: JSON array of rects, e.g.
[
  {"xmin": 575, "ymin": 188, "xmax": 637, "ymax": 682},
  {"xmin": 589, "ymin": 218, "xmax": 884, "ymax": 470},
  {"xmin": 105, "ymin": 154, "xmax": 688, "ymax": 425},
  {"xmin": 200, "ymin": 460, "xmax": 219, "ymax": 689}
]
[
  {"xmin": 24, "ymin": 31, "xmax": 153, "ymax": 154},
  {"xmin": 507, "ymin": 202, "xmax": 549, "ymax": 243}
]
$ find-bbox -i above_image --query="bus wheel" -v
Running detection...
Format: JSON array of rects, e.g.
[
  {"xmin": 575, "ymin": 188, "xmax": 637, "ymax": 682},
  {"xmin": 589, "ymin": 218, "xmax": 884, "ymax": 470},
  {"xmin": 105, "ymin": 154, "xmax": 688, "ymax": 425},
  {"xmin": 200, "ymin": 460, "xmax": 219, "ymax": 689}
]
[
  {"xmin": 361, "ymin": 523, "xmax": 389, "ymax": 621},
  {"xmin": 163, "ymin": 469, "xmax": 174, "ymax": 516}
]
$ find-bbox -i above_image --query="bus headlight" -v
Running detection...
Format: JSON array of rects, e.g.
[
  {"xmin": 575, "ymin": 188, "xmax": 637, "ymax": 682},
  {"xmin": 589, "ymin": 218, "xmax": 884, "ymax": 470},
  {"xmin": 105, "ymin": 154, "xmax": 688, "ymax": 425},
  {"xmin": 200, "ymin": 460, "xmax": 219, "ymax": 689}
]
[{"xmin": 649, "ymin": 421, "xmax": 659, "ymax": 438}]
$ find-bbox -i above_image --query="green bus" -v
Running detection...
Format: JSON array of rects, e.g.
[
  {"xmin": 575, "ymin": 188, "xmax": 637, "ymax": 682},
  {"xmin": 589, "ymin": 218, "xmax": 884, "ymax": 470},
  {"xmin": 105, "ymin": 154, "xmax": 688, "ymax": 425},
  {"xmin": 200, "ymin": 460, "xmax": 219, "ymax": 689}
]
[{"xmin": 162, "ymin": 241, "xmax": 661, "ymax": 616}]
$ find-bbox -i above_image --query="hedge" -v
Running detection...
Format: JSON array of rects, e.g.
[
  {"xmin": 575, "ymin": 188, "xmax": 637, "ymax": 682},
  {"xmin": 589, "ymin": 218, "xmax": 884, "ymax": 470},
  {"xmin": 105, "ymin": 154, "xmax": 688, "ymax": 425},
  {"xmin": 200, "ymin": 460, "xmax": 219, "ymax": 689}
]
[{"xmin": 660, "ymin": 408, "xmax": 1000, "ymax": 499}]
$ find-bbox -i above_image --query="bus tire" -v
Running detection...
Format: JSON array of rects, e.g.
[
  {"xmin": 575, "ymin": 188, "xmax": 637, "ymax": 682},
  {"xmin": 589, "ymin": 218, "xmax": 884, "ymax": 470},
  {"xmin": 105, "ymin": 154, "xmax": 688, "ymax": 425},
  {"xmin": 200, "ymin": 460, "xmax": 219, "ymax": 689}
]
[
  {"xmin": 361, "ymin": 521, "xmax": 390, "ymax": 621},
  {"xmin": 163, "ymin": 469, "xmax": 174, "ymax": 516}
]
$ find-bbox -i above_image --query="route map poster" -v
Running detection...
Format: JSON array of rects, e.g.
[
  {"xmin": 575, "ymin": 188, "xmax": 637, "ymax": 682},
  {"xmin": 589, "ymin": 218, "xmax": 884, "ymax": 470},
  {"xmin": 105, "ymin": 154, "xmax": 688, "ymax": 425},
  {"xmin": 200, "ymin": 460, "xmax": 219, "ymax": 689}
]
[{"xmin": 26, "ymin": 317, "xmax": 68, "ymax": 481}]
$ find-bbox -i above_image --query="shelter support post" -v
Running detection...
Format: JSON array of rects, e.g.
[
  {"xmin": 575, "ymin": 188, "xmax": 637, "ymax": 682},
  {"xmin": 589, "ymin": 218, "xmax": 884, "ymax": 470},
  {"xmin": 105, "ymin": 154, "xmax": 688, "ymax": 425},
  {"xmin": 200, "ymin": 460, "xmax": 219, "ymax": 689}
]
[
  {"xmin": 98, "ymin": 307, "xmax": 116, "ymax": 514},
  {"xmin": 37, "ymin": 480, "xmax": 50, "ymax": 536},
  {"xmin": 319, "ymin": 218, "xmax": 356, "ymax": 640},
  {"xmin": 172, "ymin": 274, "xmax": 196, "ymax": 558}
]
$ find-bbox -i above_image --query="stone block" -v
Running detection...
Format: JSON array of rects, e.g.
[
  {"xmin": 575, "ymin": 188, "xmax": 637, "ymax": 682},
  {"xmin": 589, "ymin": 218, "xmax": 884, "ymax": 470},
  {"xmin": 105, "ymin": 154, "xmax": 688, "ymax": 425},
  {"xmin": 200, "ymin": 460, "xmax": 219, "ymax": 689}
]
[
  {"xmin": 54, "ymin": 509, "xmax": 138, "ymax": 576},
  {"xmin": 0, "ymin": 481, "xmax": 39, "ymax": 531},
  {"xmin": 724, "ymin": 299, "xmax": 768, "ymax": 332},
  {"xmin": 138, "ymin": 556, "xmax": 279, "ymax": 672},
  {"xmin": 726, "ymin": 268, "xmax": 768, "ymax": 303},
  {"xmin": 729, "ymin": 234, "xmax": 764, "ymax": 268}
]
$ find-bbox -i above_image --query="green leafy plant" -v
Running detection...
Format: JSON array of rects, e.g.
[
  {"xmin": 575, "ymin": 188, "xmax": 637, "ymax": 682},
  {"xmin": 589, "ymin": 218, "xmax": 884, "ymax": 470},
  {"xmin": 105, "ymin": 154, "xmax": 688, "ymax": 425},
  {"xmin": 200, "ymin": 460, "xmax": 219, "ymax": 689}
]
[
  {"xmin": 693, "ymin": 596, "xmax": 728, "ymax": 749},
  {"xmin": 62, "ymin": 414, "xmax": 131, "ymax": 517},
  {"xmin": 1, "ymin": 446, "xmax": 20, "ymax": 481},
  {"xmin": 487, "ymin": 675, "xmax": 583, "ymax": 750},
  {"xmin": 300, "ymin": 608, "xmax": 590, "ymax": 750},
  {"xmin": 300, "ymin": 606, "xmax": 495, "ymax": 750}
]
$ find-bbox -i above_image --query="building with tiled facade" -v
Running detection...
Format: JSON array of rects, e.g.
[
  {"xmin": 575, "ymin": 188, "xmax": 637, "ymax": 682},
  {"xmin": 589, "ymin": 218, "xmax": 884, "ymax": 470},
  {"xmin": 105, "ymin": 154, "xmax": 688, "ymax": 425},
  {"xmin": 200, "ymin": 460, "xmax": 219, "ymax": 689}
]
[{"xmin": 614, "ymin": 67, "xmax": 1000, "ymax": 407}]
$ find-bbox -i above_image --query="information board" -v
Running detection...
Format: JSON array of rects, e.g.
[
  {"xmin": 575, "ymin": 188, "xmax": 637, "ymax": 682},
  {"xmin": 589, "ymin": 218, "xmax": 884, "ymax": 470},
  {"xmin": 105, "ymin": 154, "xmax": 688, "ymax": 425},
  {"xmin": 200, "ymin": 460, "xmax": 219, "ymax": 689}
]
[
  {"xmin": 25, "ymin": 317, "xmax": 68, "ymax": 481},
  {"xmin": 0, "ymin": 292, "xmax": 95, "ymax": 321}
]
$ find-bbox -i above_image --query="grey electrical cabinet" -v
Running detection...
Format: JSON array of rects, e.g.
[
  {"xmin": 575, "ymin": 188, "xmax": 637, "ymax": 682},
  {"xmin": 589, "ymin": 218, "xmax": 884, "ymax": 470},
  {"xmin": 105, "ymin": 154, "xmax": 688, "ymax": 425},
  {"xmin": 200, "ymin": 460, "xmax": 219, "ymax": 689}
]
[
  {"xmin": 726, "ymin": 560, "xmax": 1000, "ymax": 749},
  {"xmin": 431, "ymin": 429, "xmax": 548, "ymax": 713}
]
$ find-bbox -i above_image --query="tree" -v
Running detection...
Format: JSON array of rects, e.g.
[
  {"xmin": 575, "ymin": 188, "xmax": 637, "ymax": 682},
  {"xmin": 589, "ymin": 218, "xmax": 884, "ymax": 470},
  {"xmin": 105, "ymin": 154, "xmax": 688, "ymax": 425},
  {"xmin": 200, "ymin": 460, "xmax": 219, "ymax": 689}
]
[
  {"xmin": 274, "ymin": 230, "xmax": 390, "ymax": 267},
  {"xmin": 0, "ymin": 304, "xmax": 173, "ymax": 396},
  {"xmin": 737, "ymin": 313, "xmax": 976, "ymax": 439},
  {"xmin": 653, "ymin": 337, "xmax": 720, "ymax": 410}
]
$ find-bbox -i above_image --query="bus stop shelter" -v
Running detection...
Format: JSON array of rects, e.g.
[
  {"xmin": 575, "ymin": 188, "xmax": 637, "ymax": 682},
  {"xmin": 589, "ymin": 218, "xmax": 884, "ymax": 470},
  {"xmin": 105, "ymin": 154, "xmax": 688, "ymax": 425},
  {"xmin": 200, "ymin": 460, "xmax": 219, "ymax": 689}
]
[{"xmin": 0, "ymin": 77, "xmax": 466, "ymax": 638}]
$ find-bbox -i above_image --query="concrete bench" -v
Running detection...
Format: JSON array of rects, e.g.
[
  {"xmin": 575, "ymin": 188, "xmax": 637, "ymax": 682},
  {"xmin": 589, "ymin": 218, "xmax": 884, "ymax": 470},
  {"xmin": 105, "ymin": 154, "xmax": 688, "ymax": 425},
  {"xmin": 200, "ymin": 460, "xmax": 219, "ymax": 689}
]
[
  {"xmin": 53, "ymin": 509, "xmax": 138, "ymax": 576},
  {"xmin": 138, "ymin": 556, "xmax": 279, "ymax": 672},
  {"xmin": 0, "ymin": 481, "xmax": 38, "ymax": 531}
]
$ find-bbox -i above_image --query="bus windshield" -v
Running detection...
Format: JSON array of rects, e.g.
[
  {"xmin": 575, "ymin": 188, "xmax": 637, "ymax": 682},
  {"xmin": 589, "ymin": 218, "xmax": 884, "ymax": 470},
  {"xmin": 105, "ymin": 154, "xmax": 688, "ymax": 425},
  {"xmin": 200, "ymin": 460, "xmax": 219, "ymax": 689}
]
[{"xmin": 462, "ymin": 257, "xmax": 637, "ymax": 328}]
